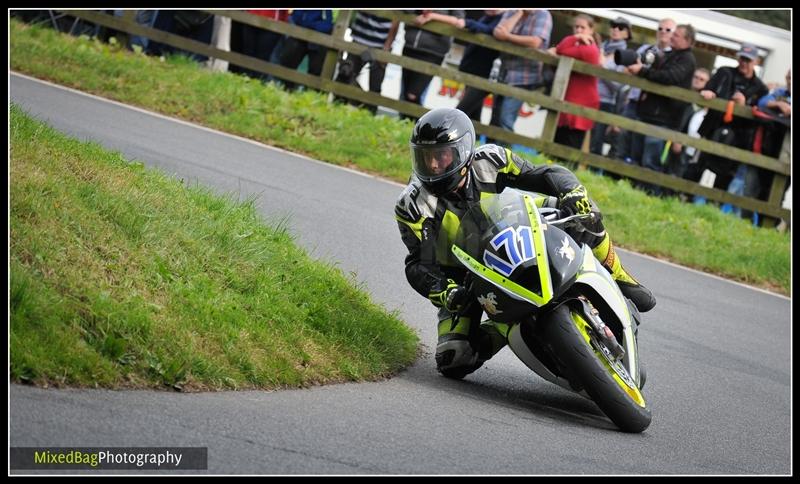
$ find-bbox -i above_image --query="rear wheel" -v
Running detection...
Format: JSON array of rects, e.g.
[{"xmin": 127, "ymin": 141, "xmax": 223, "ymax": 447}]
[{"xmin": 543, "ymin": 304, "xmax": 652, "ymax": 433}]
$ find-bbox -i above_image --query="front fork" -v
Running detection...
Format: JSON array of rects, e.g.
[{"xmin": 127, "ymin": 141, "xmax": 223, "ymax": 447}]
[
  {"xmin": 562, "ymin": 295, "xmax": 644, "ymax": 390},
  {"xmin": 566, "ymin": 296, "xmax": 626, "ymax": 360}
]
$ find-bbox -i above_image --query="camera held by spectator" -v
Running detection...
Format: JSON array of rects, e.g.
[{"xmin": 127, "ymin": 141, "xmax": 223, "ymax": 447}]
[{"xmin": 614, "ymin": 47, "xmax": 658, "ymax": 67}]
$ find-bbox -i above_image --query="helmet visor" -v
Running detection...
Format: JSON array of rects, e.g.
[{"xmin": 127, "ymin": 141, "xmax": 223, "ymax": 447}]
[{"xmin": 411, "ymin": 140, "xmax": 468, "ymax": 181}]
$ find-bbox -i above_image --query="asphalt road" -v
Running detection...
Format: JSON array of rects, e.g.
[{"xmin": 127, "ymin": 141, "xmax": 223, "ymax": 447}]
[{"xmin": 10, "ymin": 73, "xmax": 792, "ymax": 475}]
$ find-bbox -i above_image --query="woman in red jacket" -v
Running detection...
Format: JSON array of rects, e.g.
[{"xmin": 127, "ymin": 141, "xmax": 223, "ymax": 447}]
[{"xmin": 550, "ymin": 14, "xmax": 602, "ymax": 149}]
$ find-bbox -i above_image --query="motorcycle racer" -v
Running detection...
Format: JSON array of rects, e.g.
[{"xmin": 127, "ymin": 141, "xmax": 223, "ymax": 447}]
[{"xmin": 395, "ymin": 108, "xmax": 656, "ymax": 378}]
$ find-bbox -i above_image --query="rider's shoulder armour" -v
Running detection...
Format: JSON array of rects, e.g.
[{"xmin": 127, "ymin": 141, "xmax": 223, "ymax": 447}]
[
  {"xmin": 395, "ymin": 176, "xmax": 437, "ymax": 223},
  {"xmin": 471, "ymin": 144, "xmax": 510, "ymax": 184}
]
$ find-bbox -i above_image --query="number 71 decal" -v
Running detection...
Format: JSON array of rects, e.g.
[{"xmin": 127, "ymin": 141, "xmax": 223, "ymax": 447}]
[{"xmin": 483, "ymin": 226, "xmax": 534, "ymax": 277}]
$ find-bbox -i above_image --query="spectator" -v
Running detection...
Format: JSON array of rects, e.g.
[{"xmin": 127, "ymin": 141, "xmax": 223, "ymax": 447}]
[
  {"xmin": 756, "ymin": 68, "xmax": 791, "ymax": 161},
  {"xmin": 616, "ymin": 17, "xmax": 676, "ymax": 165},
  {"xmin": 278, "ymin": 10, "xmax": 334, "ymax": 91},
  {"xmin": 124, "ymin": 10, "xmax": 159, "ymax": 53},
  {"xmin": 749, "ymin": 68, "xmax": 791, "ymax": 222},
  {"xmin": 625, "ymin": 24, "xmax": 697, "ymax": 195},
  {"xmin": 150, "ymin": 11, "xmax": 214, "ymax": 62},
  {"xmin": 399, "ymin": 10, "xmax": 465, "ymax": 118},
  {"xmin": 334, "ymin": 12, "xmax": 399, "ymax": 114},
  {"xmin": 454, "ymin": 10, "xmax": 505, "ymax": 122},
  {"xmin": 758, "ymin": 68, "xmax": 791, "ymax": 118},
  {"xmin": 665, "ymin": 68, "xmax": 710, "ymax": 187},
  {"xmin": 492, "ymin": 9, "xmax": 553, "ymax": 136},
  {"xmin": 547, "ymin": 14, "xmax": 602, "ymax": 149},
  {"xmin": 231, "ymin": 10, "xmax": 289, "ymax": 81},
  {"xmin": 590, "ymin": 16, "xmax": 631, "ymax": 157},
  {"xmin": 693, "ymin": 43, "xmax": 769, "ymax": 217}
]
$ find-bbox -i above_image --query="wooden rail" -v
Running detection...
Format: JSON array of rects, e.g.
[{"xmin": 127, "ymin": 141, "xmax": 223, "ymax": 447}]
[{"xmin": 57, "ymin": 9, "xmax": 790, "ymax": 222}]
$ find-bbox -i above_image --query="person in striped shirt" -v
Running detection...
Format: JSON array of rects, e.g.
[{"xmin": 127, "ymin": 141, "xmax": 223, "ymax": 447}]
[{"xmin": 334, "ymin": 12, "xmax": 398, "ymax": 114}]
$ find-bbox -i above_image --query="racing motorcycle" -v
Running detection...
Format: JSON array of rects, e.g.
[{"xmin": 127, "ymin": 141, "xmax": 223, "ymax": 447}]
[{"xmin": 450, "ymin": 188, "xmax": 651, "ymax": 433}]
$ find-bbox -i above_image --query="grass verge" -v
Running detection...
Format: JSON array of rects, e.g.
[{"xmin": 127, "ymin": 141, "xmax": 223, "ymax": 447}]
[
  {"xmin": 9, "ymin": 19, "xmax": 790, "ymax": 296},
  {"xmin": 10, "ymin": 104, "xmax": 419, "ymax": 390}
]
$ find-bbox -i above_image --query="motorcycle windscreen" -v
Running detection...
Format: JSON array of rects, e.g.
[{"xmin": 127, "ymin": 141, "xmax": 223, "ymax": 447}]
[
  {"xmin": 542, "ymin": 223, "xmax": 582, "ymax": 295},
  {"xmin": 453, "ymin": 190, "xmax": 554, "ymax": 320}
]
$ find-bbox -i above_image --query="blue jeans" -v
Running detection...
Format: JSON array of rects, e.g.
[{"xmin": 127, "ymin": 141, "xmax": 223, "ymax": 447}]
[
  {"xmin": 724, "ymin": 164, "xmax": 761, "ymax": 223},
  {"xmin": 616, "ymin": 102, "xmax": 643, "ymax": 163},
  {"xmin": 590, "ymin": 101, "xmax": 617, "ymax": 155},
  {"xmin": 641, "ymin": 136, "xmax": 666, "ymax": 172},
  {"xmin": 723, "ymin": 165, "xmax": 746, "ymax": 216},
  {"xmin": 639, "ymin": 136, "xmax": 666, "ymax": 195},
  {"xmin": 132, "ymin": 10, "xmax": 158, "ymax": 50},
  {"xmin": 113, "ymin": 10, "xmax": 158, "ymax": 51},
  {"xmin": 499, "ymin": 84, "xmax": 535, "ymax": 132}
]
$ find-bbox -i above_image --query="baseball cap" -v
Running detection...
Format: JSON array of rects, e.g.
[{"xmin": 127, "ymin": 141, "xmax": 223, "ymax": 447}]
[
  {"xmin": 737, "ymin": 43, "xmax": 759, "ymax": 61},
  {"xmin": 611, "ymin": 16, "xmax": 631, "ymax": 28},
  {"xmin": 610, "ymin": 16, "xmax": 632, "ymax": 39}
]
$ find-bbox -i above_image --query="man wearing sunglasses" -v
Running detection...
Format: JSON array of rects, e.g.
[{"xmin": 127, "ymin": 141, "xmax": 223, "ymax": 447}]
[{"xmin": 625, "ymin": 24, "xmax": 697, "ymax": 195}]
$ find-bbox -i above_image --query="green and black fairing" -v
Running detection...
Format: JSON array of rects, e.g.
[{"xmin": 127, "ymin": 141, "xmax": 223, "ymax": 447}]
[
  {"xmin": 452, "ymin": 190, "xmax": 582, "ymax": 323},
  {"xmin": 541, "ymin": 221, "xmax": 582, "ymax": 293}
]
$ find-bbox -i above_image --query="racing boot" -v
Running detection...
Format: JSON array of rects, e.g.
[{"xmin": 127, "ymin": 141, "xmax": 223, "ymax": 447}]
[
  {"xmin": 477, "ymin": 320, "xmax": 510, "ymax": 362},
  {"xmin": 435, "ymin": 312, "xmax": 482, "ymax": 379},
  {"xmin": 592, "ymin": 233, "xmax": 656, "ymax": 313}
]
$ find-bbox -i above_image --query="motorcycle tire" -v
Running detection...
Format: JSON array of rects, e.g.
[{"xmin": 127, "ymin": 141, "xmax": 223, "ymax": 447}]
[{"xmin": 543, "ymin": 304, "xmax": 652, "ymax": 433}]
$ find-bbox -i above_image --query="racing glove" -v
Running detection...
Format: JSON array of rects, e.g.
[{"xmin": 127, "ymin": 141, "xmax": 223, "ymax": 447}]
[
  {"xmin": 429, "ymin": 279, "xmax": 469, "ymax": 312},
  {"xmin": 558, "ymin": 185, "xmax": 593, "ymax": 216}
]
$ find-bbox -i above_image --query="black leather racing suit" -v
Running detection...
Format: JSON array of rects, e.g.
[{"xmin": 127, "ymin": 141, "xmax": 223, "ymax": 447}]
[{"xmin": 395, "ymin": 144, "xmax": 589, "ymax": 300}]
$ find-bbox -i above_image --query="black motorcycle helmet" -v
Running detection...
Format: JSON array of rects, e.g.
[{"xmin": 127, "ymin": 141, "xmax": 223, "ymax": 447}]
[{"xmin": 410, "ymin": 108, "xmax": 476, "ymax": 196}]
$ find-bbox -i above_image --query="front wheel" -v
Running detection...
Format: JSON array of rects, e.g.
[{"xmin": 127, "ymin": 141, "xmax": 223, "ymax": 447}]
[{"xmin": 543, "ymin": 304, "xmax": 652, "ymax": 433}]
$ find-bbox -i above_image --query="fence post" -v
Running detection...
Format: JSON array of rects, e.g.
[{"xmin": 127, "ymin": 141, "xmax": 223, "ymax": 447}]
[
  {"xmin": 321, "ymin": 10, "xmax": 352, "ymax": 84},
  {"xmin": 118, "ymin": 10, "xmax": 137, "ymax": 48},
  {"xmin": 761, "ymin": 129, "xmax": 792, "ymax": 228},
  {"xmin": 540, "ymin": 56, "xmax": 573, "ymax": 143},
  {"xmin": 207, "ymin": 14, "xmax": 231, "ymax": 72}
]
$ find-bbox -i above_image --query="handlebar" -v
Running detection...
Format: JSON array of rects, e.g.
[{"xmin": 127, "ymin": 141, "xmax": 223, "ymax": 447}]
[
  {"xmin": 540, "ymin": 209, "xmax": 604, "ymax": 238},
  {"xmin": 540, "ymin": 208, "xmax": 596, "ymax": 226}
]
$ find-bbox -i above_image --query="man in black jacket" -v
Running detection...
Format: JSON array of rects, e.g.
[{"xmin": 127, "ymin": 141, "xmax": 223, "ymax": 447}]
[
  {"xmin": 626, "ymin": 24, "xmax": 696, "ymax": 195},
  {"xmin": 399, "ymin": 10, "xmax": 465, "ymax": 119},
  {"xmin": 691, "ymin": 43, "xmax": 769, "ymax": 212}
]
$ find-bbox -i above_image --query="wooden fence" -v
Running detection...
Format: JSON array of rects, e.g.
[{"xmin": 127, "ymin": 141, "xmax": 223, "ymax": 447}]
[{"xmin": 57, "ymin": 9, "xmax": 791, "ymax": 224}]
